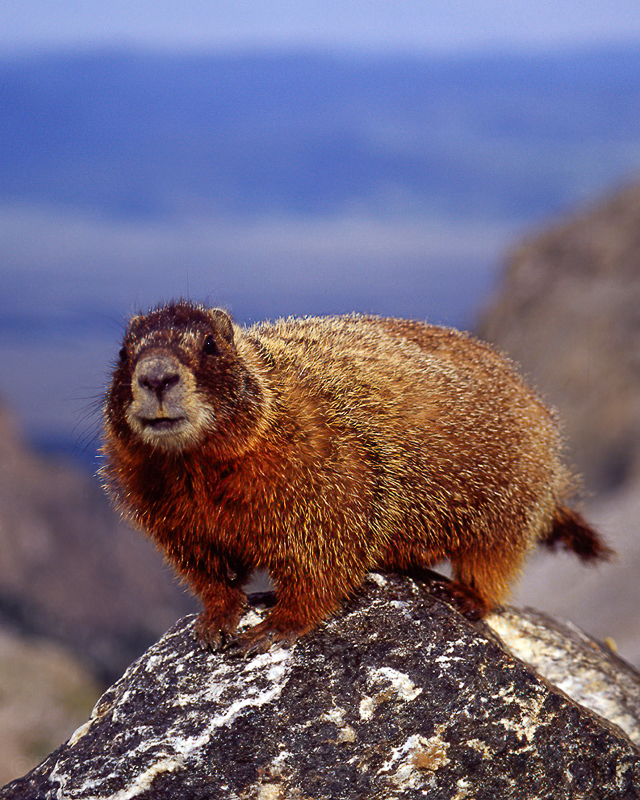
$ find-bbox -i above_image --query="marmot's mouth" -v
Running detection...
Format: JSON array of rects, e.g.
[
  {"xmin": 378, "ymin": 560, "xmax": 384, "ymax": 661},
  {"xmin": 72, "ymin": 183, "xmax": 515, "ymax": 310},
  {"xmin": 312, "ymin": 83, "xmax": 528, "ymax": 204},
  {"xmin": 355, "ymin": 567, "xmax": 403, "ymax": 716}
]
[{"xmin": 141, "ymin": 416, "xmax": 186, "ymax": 431}]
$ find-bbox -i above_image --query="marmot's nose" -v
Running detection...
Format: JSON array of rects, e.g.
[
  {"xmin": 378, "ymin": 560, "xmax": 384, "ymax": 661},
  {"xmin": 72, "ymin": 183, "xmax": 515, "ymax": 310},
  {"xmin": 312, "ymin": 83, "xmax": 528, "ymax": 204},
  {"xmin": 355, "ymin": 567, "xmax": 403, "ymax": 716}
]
[{"xmin": 136, "ymin": 357, "xmax": 180, "ymax": 400}]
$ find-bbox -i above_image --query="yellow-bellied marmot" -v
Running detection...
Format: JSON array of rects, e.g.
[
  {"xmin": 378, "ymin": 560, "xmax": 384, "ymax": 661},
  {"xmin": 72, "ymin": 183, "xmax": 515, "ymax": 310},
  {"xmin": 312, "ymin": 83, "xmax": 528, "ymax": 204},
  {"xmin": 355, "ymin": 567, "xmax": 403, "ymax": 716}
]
[{"xmin": 102, "ymin": 301, "xmax": 612, "ymax": 652}]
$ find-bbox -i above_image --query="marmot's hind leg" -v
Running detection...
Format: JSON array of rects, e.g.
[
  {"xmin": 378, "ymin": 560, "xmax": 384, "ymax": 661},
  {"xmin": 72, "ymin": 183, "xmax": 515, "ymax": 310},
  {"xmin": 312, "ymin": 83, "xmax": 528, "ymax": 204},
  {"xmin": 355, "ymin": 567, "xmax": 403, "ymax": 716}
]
[
  {"xmin": 376, "ymin": 539, "xmax": 527, "ymax": 620},
  {"xmin": 446, "ymin": 543, "xmax": 528, "ymax": 620},
  {"xmin": 375, "ymin": 542, "xmax": 487, "ymax": 619}
]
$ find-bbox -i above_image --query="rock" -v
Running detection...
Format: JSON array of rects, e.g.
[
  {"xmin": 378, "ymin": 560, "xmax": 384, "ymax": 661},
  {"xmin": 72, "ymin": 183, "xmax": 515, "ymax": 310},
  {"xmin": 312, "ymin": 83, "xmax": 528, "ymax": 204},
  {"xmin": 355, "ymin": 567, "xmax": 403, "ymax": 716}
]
[
  {"xmin": 3, "ymin": 575, "xmax": 639, "ymax": 799},
  {"xmin": 478, "ymin": 182, "xmax": 640, "ymax": 494},
  {"xmin": 486, "ymin": 606, "xmax": 640, "ymax": 745}
]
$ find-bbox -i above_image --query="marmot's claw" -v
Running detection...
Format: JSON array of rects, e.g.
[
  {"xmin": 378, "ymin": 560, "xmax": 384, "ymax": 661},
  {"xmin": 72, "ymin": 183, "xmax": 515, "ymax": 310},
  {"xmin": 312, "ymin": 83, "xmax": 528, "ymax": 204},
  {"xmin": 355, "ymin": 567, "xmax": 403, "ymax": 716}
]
[
  {"xmin": 219, "ymin": 631, "xmax": 239, "ymax": 651},
  {"xmin": 238, "ymin": 629, "xmax": 279, "ymax": 657},
  {"xmin": 194, "ymin": 627, "xmax": 222, "ymax": 652},
  {"xmin": 195, "ymin": 620, "xmax": 240, "ymax": 652}
]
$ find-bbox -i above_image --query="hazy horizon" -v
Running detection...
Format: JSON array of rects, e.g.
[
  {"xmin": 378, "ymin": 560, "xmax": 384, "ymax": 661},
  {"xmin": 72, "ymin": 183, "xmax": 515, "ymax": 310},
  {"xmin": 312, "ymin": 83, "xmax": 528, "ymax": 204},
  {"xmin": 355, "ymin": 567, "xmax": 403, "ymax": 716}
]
[
  {"xmin": 1, "ymin": 44, "xmax": 639, "ymax": 463},
  {"xmin": 2, "ymin": 0, "xmax": 640, "ymax": 55}
]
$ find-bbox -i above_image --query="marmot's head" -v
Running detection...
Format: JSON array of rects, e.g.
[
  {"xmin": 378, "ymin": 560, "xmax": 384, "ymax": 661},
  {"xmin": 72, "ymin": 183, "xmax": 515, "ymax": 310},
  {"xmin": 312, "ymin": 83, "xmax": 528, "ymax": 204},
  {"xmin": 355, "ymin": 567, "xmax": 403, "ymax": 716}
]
[{"xmin": 104, "ymin": 300, "xmax": 263, "ymax": 454}]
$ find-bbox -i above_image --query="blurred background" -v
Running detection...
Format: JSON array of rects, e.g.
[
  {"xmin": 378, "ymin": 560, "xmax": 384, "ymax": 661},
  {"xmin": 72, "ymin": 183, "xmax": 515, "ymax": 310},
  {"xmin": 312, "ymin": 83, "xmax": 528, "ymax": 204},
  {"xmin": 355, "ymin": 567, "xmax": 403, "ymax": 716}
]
[{"xmin": 2, "ymin": 0, "xmax": 640, "ymax": 784}]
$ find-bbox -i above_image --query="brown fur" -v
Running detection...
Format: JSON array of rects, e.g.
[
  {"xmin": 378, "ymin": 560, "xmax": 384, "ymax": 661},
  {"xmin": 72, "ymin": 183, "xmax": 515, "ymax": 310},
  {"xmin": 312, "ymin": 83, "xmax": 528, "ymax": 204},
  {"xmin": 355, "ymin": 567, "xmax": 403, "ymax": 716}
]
[{"xmin": 101, "ymin": 300, "xmax": 612, "ymax": 651}]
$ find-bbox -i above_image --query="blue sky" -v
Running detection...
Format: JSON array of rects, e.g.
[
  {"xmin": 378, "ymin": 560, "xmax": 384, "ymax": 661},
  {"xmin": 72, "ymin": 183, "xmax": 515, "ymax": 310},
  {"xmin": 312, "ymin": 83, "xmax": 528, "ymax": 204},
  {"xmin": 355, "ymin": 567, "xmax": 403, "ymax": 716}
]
[{"xmin": 2, "ymin": 0, "xmax": 640, "ymax": 54}]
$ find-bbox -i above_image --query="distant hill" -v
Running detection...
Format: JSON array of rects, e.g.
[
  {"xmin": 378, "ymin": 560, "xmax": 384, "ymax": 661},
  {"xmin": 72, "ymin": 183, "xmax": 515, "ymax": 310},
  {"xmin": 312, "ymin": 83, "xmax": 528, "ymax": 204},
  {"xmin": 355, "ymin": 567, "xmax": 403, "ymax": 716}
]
[
  {"xmin": 1, "ymin": 46, "xmax": 639, "ymax": 221},
  {"xmin": 479, "ymin": 181, "xmax": 640, "ymax": 495}
]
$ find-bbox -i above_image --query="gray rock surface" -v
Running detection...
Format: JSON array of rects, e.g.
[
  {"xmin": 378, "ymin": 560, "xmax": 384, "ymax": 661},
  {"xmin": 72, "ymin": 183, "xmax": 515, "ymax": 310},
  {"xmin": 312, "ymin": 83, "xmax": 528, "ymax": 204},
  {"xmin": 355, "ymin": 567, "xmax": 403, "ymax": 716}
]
[
  {"xmin": 487, "ymin": 606, "xmax": 640, "ymax": 745},
  {"xmin": 3, "ymin": 574, "xmax": 639, "ymax": 799}
]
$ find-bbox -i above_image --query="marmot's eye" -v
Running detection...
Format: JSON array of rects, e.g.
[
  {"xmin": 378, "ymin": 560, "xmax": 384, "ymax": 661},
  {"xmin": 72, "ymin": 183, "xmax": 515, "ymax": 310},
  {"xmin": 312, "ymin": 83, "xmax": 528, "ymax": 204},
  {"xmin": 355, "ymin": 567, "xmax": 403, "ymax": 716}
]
[
  {"xmin": 118, "ymin": 347, "xmax": 128, "ymax": 364},
  {"xmin": 202, "ymin": 335, "xmax": 218, "ymax": 356}
]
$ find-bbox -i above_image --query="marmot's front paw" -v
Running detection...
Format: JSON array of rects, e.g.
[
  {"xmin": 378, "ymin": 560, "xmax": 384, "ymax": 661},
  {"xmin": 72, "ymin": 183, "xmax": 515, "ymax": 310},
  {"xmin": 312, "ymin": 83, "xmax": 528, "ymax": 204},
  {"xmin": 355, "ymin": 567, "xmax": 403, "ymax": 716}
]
[{"xmin": 195, "ymin": 613, "xmax": 240, "ymax": 652}]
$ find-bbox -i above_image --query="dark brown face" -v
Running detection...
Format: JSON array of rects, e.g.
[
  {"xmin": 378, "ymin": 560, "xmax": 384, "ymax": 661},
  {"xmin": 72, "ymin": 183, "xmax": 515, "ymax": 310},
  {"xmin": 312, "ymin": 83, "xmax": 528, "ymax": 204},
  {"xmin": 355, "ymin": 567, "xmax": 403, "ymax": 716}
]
[{"xmin": 105, "ymin": 301, "xmax": 243, "ymax": 452}]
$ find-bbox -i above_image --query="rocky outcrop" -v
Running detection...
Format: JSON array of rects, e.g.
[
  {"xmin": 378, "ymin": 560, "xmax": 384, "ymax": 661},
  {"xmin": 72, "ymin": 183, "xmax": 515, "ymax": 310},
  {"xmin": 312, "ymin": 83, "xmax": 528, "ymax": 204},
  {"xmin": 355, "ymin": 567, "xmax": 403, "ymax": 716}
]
[
  {"xmin": 487, "ymin": 605, "xmax": 640, "ymax": 744},
  {"xmin": 479, "ymin": 182, "xmax": 640, "ymax": 494},
  {"xmin": 4, "ymin": 575, "xmax": 639, "ymax": 799}
]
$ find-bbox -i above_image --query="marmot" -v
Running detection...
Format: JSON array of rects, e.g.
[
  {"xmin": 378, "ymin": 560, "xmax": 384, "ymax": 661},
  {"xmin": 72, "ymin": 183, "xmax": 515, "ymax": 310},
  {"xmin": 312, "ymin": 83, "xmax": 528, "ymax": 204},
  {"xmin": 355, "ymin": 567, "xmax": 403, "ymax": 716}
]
[{"xmin": 102, "ymin": 300, "xmax": 612, "ymax": 652}]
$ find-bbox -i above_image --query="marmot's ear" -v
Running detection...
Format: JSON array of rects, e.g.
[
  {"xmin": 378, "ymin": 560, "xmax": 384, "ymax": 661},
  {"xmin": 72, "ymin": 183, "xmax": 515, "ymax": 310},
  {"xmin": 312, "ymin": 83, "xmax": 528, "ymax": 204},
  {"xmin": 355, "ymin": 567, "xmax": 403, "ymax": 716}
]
[{"xmin": 210, "ymin": 309, "xmax": 234, "ymax": 344}]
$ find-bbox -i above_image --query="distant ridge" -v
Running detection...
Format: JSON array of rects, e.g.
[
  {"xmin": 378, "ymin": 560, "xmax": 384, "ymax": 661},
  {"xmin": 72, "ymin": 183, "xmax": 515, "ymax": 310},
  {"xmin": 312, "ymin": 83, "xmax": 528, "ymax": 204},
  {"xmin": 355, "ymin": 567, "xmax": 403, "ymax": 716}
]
[{"xmin": 1, "ymin": 44, "xmax": 640, "ymax": 464}]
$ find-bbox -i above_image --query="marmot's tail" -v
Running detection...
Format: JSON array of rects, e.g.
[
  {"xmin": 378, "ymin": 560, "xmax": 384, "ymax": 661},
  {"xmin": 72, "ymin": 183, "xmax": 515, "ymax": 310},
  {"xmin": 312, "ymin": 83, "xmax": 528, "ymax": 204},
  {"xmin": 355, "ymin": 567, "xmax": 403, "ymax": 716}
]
[{"xmin": 543, "ymin": 507, "xmax": 615, "ymax": 562}]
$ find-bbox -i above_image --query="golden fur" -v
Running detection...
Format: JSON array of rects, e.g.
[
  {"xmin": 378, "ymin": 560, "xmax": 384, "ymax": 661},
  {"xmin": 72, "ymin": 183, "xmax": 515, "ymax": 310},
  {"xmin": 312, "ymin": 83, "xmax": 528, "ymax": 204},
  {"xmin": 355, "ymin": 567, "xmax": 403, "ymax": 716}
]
[{"xmin": 102, "ymin": 301, "xmax": 611, "ymax": 651}]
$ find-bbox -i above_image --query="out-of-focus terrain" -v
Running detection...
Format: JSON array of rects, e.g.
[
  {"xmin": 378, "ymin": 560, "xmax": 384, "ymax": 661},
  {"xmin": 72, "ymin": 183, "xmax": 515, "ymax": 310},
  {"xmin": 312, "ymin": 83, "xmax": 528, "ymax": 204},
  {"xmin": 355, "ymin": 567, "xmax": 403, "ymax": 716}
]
[
  {"xmin": 0, "ymin": 406, "xmax": 196, "ymax": 684},
  {"xmin": 0, "ymin": 403, "xmax": 196, "ymax": 782},
  {"xmin": 0, "ymin": 628, "xmax": 99, "ymax": 786},
  {"xmin": 480, "ymin": 181, "xmax": 640, "ymax": 663}
]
